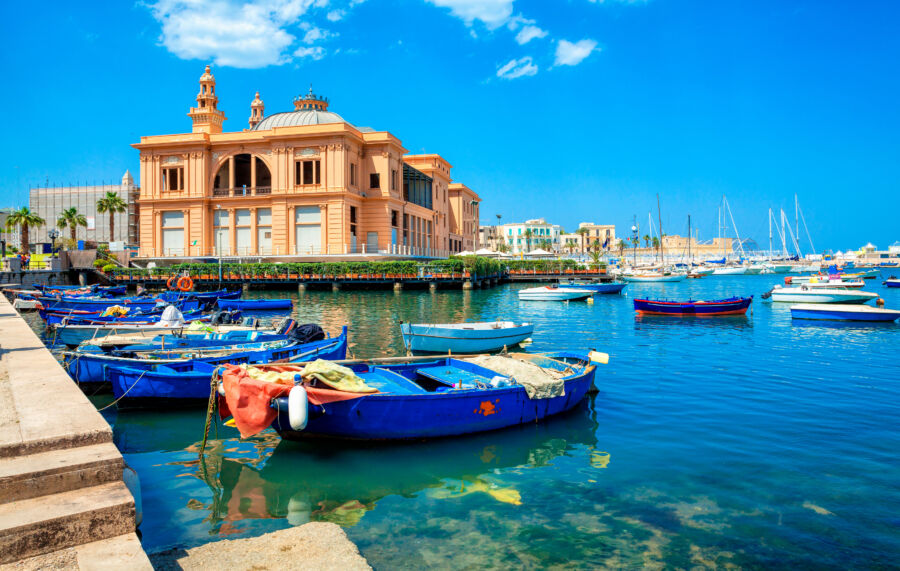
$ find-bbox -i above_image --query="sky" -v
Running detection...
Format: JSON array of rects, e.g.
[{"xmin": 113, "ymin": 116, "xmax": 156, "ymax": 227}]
[{"xmin": 1, "ymin": 0, "xmax": 898, "ymax": 252}]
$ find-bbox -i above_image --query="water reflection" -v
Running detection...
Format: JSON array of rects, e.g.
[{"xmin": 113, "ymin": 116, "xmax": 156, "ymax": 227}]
[
  {"xmin": 112, "ymin": 400, "xmax": 599, "ymax": 539},
  {"xmin": 634, "ymin": 313, "xmax": 752, "ymax": 331}
]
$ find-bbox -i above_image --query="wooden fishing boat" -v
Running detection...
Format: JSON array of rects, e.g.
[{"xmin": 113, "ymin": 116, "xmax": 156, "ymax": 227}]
[
  {"xmin": 52, "ymin": 318, "xmax": 268, "ymax": 349},
  {"xmin": 42, "ymin": 306, "xmax": 206, "ymax": 326},
  {"xmin": 106, "ymin": 334, "xmax": 348, "ymax": 408},
  {"xmin": 216, "ymin": 298, "xmax": 293, "ymax": 310},
  {"xmin": 790, "ymin": 304, "xmax": 900, "ymax": 322},
  {"xmin": 400, "ymin": 321, "xmax": 534, "ymax": 354},
  {"xmin": 218, "ymin": 352, "xmax": 605, "ymax": 441},
  {"xmin": 764, "ymin": 286, "xmax": 878, "ymax": 304},
  {"xmin": 560, "ymin": 281, "xmax": 627, "ymax": 294},
  {"xmin": 517, "ymin": 286, "xmax": 593, "ymax": 301},
  {"xmin": 64, "ymin": 326, "xmax": 347, "ymax": 388},
  {"xmin": 633, "ymin": 296, "xmax": 752, "ymax": 316}
]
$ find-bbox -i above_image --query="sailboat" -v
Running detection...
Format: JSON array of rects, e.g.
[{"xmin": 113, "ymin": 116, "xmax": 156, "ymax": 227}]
[
  {"xmin": 624, "ymin": 196, "xmax": 687, "ymax": 282},
  {"xmin": 686, "ymin": 215, "xmax": 711, "ymax": 278},
  {"xmin": 710, "ymin": 196, "xmax": 748, "ymax": 275}
]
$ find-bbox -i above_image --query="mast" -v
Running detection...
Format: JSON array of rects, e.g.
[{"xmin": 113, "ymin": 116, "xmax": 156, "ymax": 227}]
[
  {"xmin": 795, "ymin": 194, "xmax": 799, "ymax": 249},
  {"xmin": 656, "ymin": 194, "xmax": 664, "ymax": 266},
  {"xmin": 780, "ymin": 208, "xmax": 787, "ymax": 258},
  {"xmin": 688, "ymin": 214, "xmax": 692, "ymax": 265},
  {"xmin": 768, "ymin": 207, "xmax": 773, "ymax": 262}
]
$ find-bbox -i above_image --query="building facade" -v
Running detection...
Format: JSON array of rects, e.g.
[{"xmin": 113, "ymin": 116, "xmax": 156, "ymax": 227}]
[
  {"xmin": 499, "ymin": 218, "xmax": 562, "ymax": 254},
  {"xmin": 134, "ymin": 66, "xmax": 478, "ymax": 258},
  {"xmin": 28, "ymin": 171, "xmax": 139, "ymax": 246}
]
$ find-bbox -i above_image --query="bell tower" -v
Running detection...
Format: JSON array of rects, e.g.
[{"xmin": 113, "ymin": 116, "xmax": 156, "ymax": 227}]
[
  {"xmin": 248, "ymin": 91, "xmax": 264, "ymax": 129},
  {"xmin": 188, "ymin": 65, "xmax": 226, "ymax": 134}
]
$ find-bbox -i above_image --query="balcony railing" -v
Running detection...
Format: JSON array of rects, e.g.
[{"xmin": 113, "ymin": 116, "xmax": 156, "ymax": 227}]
[{"xmin": 211, "ymin": 186, "xmax": 272, "ymax": 197}]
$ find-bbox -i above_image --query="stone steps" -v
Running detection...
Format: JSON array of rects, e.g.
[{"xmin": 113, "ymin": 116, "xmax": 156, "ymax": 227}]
[
  {"xmin": 0, "ymin": 442, "xmax": 124, "ymax": 505},
  {"xmin": 0, "ymin": 481, "xmax": 136, "ymax": 564}
]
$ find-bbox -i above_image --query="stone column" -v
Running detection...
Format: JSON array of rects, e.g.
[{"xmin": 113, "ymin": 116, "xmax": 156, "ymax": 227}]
[
  {"xmin": 228, "ymin": 156, "xmax": 235, "ymax": 191},
  {"xmin": 250, "ymin": 207, "xmax": 258, "ymax": 255}
]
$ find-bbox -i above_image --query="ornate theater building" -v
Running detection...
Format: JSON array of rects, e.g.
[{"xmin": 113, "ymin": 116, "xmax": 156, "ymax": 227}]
[{"xmin": 134, "ymin": 66, "xmax": 479, "ymax": 258}]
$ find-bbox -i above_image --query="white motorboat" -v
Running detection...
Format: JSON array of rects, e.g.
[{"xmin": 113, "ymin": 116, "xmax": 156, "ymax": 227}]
[
  {"xmin": 691, "ymin": 266, "xmax": 715, "ymax": 276},
  {"xmin": 765, "ymin": 264, "xmax": 792, "ymax": 274},
  {"xmin": 518, "ymin": 286, "xmax": 593, "ymax": 301},
  {"xmin": 766, "ymin": 286, "xmax": 878, "ymax": 304},
  {"xmin": 622, "ymin": 272, "xmax": 686, "ymax": 283},
  {"xmin": 712, "ymin": 266, "xmax": 747, "ymax": 276},
  {"xmin": 794, "ymin": 279, "xmax": 865, "ymax": 290},
  {"xmin": 744, "ymin": 264, "xmax": 765, "ymax": 275}
]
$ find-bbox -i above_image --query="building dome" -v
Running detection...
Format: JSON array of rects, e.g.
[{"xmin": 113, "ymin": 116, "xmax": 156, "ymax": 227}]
[{"xmin": 251, "ymin": 109, "xmax": 347, "ymax": 130}]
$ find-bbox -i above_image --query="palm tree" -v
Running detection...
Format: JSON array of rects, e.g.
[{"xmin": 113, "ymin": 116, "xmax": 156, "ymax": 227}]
[
  {"xmin": 57, "ymin": 207, "xmax": 87, "ymax": 241},
  {"xmin": 652, "ymin": 236, "xmax": 660, "ymax": 261},
  {"xmin": 523, "ymin": 228, "xmax": 533, "ymax": 252},
  {"xmin": 575, "ymin": 227, "xmax": 589, "ymax": 254},
  {"xmin": 4, "ymin": 207, "xmax": 45, "ymax": 254},
  {"xmin": 96, "ymin": 192, "xmax": 127, "ymax": 243},
  {"xmin": 643, "ymin": 234, "xmax": 651, "ymax": 249},
  {"xmin": 616, "ymin": 239, "xmax": 626, "ymax": 258}
]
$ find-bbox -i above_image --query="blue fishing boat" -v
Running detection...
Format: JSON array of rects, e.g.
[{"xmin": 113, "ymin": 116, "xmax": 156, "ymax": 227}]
[
  {"xmin": 39, "ymin": 295, "xmax": 174, "ymax": 313},
  {"xmin": 561, "ymin": 281, "xmax": 627, "ymax": 294},
  {"xmin": 790, "ymin": 304, "xmax": 900, "ymax": 322},
  {"xmin": 40, "ymin": 302, "xmax": 202, "ymax": 325},
  {"xmin": 884, "ymin": 277, "xmax": 900, "ymax": 288},
  {"xmin": 633, "ymin": 296, "xmax": 752, "ymax": 316},
  {"xmin": 217, "ymin": 298, "xmax": 293, "ymax": 310},
  {"xmin": 106, "ymin": 333, "xmax": 348, "ymax": 408},
  {"xmin": 64, "ymin": 326, "xmax": 347, "ymax": 388},
  {"xmin": 400, "ymin": 321, "xmax": 534, "ymax": 354},
  {"xmin": 157, "ymin": 289, "xmax": 242, "ymax": 304},
  {"xmin": 219, "ymin": 351, "xmax": 604, "ymax": 441}
]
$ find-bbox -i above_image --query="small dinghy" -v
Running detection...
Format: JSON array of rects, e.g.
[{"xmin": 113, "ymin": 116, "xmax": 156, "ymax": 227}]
[
  {"xmin": 400, "ymin": 321, "xmax": 534, "ymax": 354},
  {"xmin": 218, "ymin": 351, "xmax": 608, "ymax": 441},
  {"xmin": 633, "ymin": 296, "xmax": 752, "ymax": 316},
  {"xmin": 217, "ymin": 298, "xmax": 293, "ymax": 310},
  {"xmin": 518, "ymin": 286, "xmax": 593, "ymax": 301},
  {"xmin": 790, "ymin": 304, "xmax": 900, "ymax": 322}
]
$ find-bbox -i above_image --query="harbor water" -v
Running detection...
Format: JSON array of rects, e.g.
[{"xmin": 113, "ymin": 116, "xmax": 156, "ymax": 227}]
[{"xmin": 28, "ymin": 274, "xmax": 900, "ymax": 568}]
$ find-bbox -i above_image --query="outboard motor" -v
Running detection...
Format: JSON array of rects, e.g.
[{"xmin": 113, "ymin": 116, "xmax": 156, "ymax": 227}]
[
  {"xmin": 275, "ymin": 318, "xmax": 297, "ymax": 335},
  {"xmin": 288, "ymin": 323, "xmax": 326, "ymax": 344},
  {"xmin": 761, "ymin": 288, "xmax": 773, "ymax": 300}
]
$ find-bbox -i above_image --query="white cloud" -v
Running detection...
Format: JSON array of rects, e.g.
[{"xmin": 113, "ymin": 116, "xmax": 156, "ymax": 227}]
[
  {"xmin": 496, "ymin": 56, "xmax": 537, "ymax": 79},
  {"xmin": 294, "ymin": 46, "xmax": 325, "ymax": 60},
  {"xmin": 302, "ymin": 26, "xmax": 335, "ymax": 43},
  {"xmin": 426, "ymin": 0, "xmax": 514, "ymax": 30},
  {"xmin": 515, "ymin": 25, "xmax": 546, "ymax": 45},
  {"xmin": 148, "ymin": 0, "xmax": 326, "ymax": 68},
  {"xmin": 554, "ymin": 39, "xmax": 599, "ymax": 66},
  {"xmin": 326, "ymin": 9, "xmax": 344, "ymax": 21}
]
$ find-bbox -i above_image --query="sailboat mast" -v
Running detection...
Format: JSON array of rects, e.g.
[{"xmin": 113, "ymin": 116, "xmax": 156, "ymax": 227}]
[
  {"xmin": 780, "ymin": 208, "xmax": 787, "ymax": 257},
  {"xmin": 795, "ymin": 194, "xmax": 799, "ymax": 249},
  {"xmin": 768, "ymin": 207, "xmax": 773, "ymax": 262},
  {"xmin": 688, "ymin": 214, "xmax": 692, "ymax": 264},
  {"xmin": 656, "ymin": 194, "xmax": 664, "ymax": 265}
]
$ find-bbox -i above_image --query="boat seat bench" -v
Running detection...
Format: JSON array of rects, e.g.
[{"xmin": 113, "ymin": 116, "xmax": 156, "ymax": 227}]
[{"xmin": 356, "ymin": 369, "xmax": 429, "ymax": 394}]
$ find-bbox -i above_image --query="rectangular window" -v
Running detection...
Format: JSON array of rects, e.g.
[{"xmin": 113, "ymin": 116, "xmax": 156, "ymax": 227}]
[
  {"xmin": 350, "ymin": 163, "xmax": 357, "ymax": 186},
  {"xmin": 391, "ymin": 210, "xmax": 398, "ymax": 227},
  {"xmin": 370, "ymin": 173, "xmax": 380, "ymax": 189},
  {"xmin": 295, "ymin": 160, "xmax": 321, "ymax": 185},
  {"xmin": 162, "ymin": 167, "xmax": 183, "ymax": 191},
  {"xmin": 391, "ymin": 169, "xmax": 397, "ymax": 191},
  {"xmin": 350, "ymin": 206, "xmax": 357, "ymax": 237}
]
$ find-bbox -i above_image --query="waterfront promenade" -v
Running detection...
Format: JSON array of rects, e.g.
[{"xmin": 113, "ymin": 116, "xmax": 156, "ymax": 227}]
[{"xmin": 0, "ymin": 294, "xmax": 150, "ymax": 568}]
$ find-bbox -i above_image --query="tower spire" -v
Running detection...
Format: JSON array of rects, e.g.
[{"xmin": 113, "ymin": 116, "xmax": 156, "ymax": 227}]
[
  {"xmin": 187, "ymin": 65, "xmax": 227, "ymax": 134},
  {"xmin": 249, "ymin": 91, "xmax": 264, "ymax": 129}
]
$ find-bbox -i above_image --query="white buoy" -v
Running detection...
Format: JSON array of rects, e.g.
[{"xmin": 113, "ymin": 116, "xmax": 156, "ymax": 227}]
[{"xmin": 288, "ymin": 385, "xmax": 309, "ymax": 430}]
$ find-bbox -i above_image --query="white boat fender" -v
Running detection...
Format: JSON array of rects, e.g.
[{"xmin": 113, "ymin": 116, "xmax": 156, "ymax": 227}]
[
  {"xmin": 489, "ymin": 375, "xmax": 513, "ymax": 388},
  {"xmin": 217, "ymin": 382, "xmax": 225, "ymax": 396},
  {"xmin": 288, "ymin": 376, "xmax": 308, "ymax": 431},
  {"xmin": 123, "ymin": 463, "xmax": 143, "ymax": 527},
  {"xmin": 588, "ymin": 351, "xmax": 610, "ymax": 365}
]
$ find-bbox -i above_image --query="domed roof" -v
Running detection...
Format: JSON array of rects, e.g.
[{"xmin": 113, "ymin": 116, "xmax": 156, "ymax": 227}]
[{"xmin": 251, "ymin": 109, "xmax": 347, "ymax": 130}]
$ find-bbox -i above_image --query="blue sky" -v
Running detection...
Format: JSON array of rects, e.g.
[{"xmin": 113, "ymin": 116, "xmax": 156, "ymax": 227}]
[{"xmin": 1, "ymin": 0, "xmax": 898, "ymax": 251}]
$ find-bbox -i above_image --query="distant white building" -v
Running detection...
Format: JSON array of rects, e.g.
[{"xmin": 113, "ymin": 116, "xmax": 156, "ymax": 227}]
[{"xmin": 499, "ymin": 218, "xmax": 562, "ymax": 254}]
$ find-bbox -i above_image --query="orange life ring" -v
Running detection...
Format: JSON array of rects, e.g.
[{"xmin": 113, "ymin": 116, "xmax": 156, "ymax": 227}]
[
  {"xmin": 177, "ymin": 276, "xmax": 194, "ymax": 292},
  {"xmin": 166, "ymin": 276, "xmax": 177, "ymax": 290}
]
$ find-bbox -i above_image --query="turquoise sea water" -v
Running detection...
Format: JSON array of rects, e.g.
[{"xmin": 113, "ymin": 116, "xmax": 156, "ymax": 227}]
[{"xmin": 33, "ymin": 274, "xmax": 900, "ymax": 568}]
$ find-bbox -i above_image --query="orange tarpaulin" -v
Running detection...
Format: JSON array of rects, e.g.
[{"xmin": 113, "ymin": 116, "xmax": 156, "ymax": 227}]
[{"xmin": 219, "ymin": 364, "xmax": 372, "ymax": 439}]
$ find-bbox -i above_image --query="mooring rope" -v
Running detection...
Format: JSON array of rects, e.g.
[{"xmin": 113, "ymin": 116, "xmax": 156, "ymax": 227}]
[
  {"xmin": 200, "ymin": 367, "xmax": 224, "ymax": 454},
  {"xmin": 97, "ymin": 370, "xmax": 149, "ymax": 411}
]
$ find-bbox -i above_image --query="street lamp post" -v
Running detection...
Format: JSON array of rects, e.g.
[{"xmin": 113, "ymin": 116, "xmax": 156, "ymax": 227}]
[
  {"xmin": 631, "ymin": 218, "xmax": 638, "ymax": 268},
  {"xmin": 469, "ymin": 200, "xmax": 478, "ymax": 251},
  {"xmin": 48, "ymin": 229, "xmax": 59, "ymax": 254}
]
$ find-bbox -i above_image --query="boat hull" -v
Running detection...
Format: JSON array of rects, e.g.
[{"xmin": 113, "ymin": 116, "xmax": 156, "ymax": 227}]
[
  {"xmin": 633, "ymin": 297, "xmax": 752, "ymax": 316},
  {"xmin": 401, "ymin": 323, "xmax": 534, "ymax": 354},
  {"xmin": 217, "ymin": 299, "xmax": 293, "ymax": 310},
  {"xmin": 518, "ymin": 287, "xmax": 592, "ymax": 301},
  {"xmin": 712, "ymin": 267, "xmax": 747, "ymax": 275},
  {"xmin": 271, "ymin": 359, "xmax": 596, "ymax": 441},
  {"xmin": 790, "ymin": 304, "xmax": 900, "ymax": 322},
  {"xmin": 885, "ymin": 279, "xmax": 900, "ymax": 288},
  {"xmin": 563, "ymin": 282, "xmax": 627, "ymax": 294}
]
